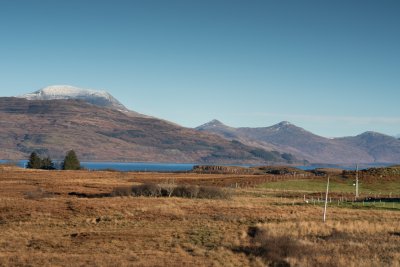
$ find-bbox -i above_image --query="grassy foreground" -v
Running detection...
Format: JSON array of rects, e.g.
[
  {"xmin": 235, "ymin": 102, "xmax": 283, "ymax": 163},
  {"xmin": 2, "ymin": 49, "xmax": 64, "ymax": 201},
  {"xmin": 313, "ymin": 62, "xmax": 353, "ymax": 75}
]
[{"xmin": 0, "ymin": 166, "xmax": 399, "ymax": 266}]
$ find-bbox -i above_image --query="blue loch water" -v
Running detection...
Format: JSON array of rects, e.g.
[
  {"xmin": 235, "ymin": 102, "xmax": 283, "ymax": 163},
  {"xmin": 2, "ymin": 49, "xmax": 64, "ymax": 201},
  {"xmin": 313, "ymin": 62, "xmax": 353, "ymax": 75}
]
[
  {"xmin": 0, "ymin": 160, "xmax": 395, "ymax": 172},
  {"xmin": 0, "ymin": 160, "xmax": 194, "ymax": 172}
]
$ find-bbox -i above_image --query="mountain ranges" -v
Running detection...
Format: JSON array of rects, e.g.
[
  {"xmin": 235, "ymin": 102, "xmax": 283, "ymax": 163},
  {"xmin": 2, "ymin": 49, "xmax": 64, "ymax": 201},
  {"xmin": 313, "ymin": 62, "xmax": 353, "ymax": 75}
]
[
  {"xmin": 196, "ymin": 120, "xmax": 400, "ymax": 164},
  {"xmin": 0, "ymin": 97, "xmax": 292, "ymax": 164},
  {"xmin": 1, "ymin": 86, "xmax": 399, "ymax": 165}
]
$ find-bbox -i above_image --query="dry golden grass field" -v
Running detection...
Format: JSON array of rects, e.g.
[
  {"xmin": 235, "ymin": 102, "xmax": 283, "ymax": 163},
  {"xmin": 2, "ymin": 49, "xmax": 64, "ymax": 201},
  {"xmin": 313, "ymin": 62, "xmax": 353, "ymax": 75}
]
[{"xmin": 0, "ymin": 165, "xmax": 399, "ymax": 267}]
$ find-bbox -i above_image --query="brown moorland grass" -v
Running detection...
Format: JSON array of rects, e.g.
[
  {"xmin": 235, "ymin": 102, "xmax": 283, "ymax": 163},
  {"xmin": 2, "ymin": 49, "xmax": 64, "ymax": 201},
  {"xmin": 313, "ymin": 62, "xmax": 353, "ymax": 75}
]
[{"xmin": 0, "ymin": 167, "xmax": 398, "ymax": 266}]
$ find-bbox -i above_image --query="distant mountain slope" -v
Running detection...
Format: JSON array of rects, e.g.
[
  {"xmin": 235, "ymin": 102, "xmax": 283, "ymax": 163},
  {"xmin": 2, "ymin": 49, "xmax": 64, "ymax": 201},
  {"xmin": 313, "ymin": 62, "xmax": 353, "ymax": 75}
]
[
  {"xmin": 196, "ymin": 120, "xmax": 280, "ymax": 152},
  {"xmin": 196, "ymin": 120, "xmax": 400, "ymax": 164},
  {"xmin": 18, "ymin": 85, "xmax": 129, "ymax": 111},
  {"xmin": 336, "ymin": 132, "xmax": 400, "ymax": 163},
  {"xmin": 0, "ymin": 97, "xmax": 293, "ymax": 164}
]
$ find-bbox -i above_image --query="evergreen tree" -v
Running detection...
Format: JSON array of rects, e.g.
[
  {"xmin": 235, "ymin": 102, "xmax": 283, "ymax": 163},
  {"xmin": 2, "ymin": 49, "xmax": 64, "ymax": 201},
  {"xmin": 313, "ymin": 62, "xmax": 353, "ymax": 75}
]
[
  {"xmin": 41, "ymin": 156, "xmax": 55, "ymax": 170},
  {"xmin": 62, "ymin": 150, "xmax": 81, "ymax": 170},
  {"xmin": 27, "ymin": 152, "xmax": 42, "ymax": 169}
]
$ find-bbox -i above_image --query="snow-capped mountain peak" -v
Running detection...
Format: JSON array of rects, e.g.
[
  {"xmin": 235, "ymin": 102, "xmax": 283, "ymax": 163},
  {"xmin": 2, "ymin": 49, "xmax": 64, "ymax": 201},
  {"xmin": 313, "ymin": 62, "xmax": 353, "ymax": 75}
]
[
  {"xmin": 277, "ymin": 121, "xmax": 292, "ymax": 126},
  {"xmin": 30, "ymin": 85, "xmax": 109, "ymax": 98},
  {"xmin": 18, "ymin": 85, "xmax": 128, "ymax": 111}
]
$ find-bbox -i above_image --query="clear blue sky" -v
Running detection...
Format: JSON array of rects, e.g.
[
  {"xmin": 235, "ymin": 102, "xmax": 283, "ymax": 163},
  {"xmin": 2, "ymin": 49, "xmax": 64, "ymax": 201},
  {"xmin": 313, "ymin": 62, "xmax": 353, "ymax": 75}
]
[{"xmin": 0, "ymin": 0, "xmax": 399, "ymax": 137}]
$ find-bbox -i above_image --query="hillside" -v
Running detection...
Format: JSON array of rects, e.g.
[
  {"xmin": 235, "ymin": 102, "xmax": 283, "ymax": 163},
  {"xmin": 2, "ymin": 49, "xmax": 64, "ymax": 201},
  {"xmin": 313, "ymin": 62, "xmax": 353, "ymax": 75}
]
[
  {"xmin": 0, "ymin": 97, "xmax": 293, "ymax": 164},
  {"xmin": 196, "ymin": 120, "xmax": 400, "ymax": 164},
  {"xmin": 3, "ymin": 85, "xmax": 399, "ymax": 165},
  {"xmin": 336, "ymin": 132, "xmax": 400, "ymax": 163},
  {"xmin": 196, "ymin": 120, "xmax": 281, "ymax": 152}
]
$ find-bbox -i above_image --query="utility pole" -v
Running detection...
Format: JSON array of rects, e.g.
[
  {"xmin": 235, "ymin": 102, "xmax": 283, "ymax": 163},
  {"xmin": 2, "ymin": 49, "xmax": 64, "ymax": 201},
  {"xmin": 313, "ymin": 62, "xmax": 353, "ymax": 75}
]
[
  {"xmin": 355, "ymin": 164, "xmax": 359, "ymax": 199},
  {"xmin": 323, "ymin": 176, "xmax": 330, "ymax": 223}
]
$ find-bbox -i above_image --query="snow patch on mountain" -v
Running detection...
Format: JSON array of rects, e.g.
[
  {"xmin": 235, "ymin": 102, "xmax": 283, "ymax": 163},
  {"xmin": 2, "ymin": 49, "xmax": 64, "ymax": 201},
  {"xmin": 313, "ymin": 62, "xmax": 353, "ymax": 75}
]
[{"xmin": 18, "ymin": 85, "xmax": 128, "ymax": 111}]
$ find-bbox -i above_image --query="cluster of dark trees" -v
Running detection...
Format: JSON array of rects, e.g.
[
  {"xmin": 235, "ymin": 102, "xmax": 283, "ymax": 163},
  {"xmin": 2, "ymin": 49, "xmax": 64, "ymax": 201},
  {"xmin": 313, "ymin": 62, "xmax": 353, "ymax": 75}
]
[
  {"xmin": 26, "ymin": 152, "xmax": 55, "ymax": 170},
  {"xmin": 27, "ymin": 150, "xmax": 81, "ymax": 170}
]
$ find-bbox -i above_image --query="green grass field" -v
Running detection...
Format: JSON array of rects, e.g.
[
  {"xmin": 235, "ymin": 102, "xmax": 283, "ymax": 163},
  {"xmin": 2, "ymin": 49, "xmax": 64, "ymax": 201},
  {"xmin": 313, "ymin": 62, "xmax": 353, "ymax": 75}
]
[
  {"xmin": 290, "ymin": 198, "xmax": 400, "ymax": 211},
  {"xmin": 341, "ymin": 201, "xmax": 400, "ymax": 211},
  {"xmin": 260, "ymin": 178, "xmax": 400, "ymax": 195}
]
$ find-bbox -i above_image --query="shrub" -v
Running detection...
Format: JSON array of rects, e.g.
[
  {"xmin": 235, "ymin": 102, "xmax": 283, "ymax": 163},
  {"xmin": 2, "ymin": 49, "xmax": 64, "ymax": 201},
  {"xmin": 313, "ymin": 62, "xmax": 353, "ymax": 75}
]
[
  {"xmin": 172, "ymin": 185, "xmax": 199, "ymax": 198},
  {"xmin": 159, "ymin": 184, "xmax": 175, "ymax": 197},
  {"xmin": 197, "ymin": 186, "xmax": 229, "ymax": 199},
  {"xmin": 171, "ymin": 185, "xmax": 230, "ymax": 199},
  {"xmin": 107, "ymin": 183, "xmax": 230, "ymax": 199},
  {"xmin": 131, "ymin": 183, "xmax": 161, "ymax": 197},
  {"xmin": 111, "ymin": 186, "xmax": 132, "ymax": 197},
  {"xmin": 245, "ymin": 226, "xmax": 303, "ymax": 265}
]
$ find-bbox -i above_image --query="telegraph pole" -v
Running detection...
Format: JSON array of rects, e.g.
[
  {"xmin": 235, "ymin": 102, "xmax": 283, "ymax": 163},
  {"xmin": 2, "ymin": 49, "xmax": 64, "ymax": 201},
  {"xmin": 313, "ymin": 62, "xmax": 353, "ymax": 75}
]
[
  {"xmin": 355, "ymin": 164, "xmax": 359, "ymax": 199},
  {"xmin": 323, "ymin": 176, "xmax": 330, "ymax": 223}
]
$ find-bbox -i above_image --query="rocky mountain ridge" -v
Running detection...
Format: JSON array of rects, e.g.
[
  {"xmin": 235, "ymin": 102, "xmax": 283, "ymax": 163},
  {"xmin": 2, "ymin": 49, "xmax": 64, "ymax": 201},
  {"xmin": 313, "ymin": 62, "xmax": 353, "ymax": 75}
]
[{"xmin": 196, "ymin": 120, "xmax": 400, "ymax": 164}]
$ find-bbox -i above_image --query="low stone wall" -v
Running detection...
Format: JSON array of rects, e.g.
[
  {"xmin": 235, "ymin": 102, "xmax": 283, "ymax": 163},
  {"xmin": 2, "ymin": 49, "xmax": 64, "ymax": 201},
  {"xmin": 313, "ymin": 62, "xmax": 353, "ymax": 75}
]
[{"xmin": 192, "ymin": 165, "xmax": 255, "ymax": 174}]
